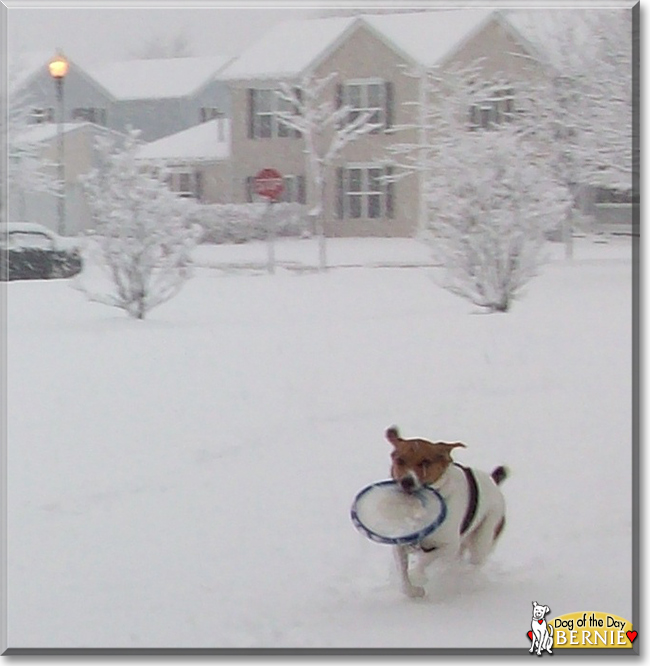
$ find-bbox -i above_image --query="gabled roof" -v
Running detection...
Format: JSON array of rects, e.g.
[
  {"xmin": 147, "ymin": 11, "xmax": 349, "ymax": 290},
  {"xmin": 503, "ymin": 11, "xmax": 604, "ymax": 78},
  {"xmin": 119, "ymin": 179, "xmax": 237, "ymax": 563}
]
[
  {"xmin": 219, "ymin": 9, "xmax": 525, "ymax": 81},
  {"xmin": 363, "ymin": 9, "xmax": 495, "ymax": 68},
  {"xmin": 89, "ymin": 55, "xmax": 234, "ymax": 101},
  {"xmin": 137, "ymin": 118, "xmax": 230, "ymax": 163},
  {"xmin": 10, "ymin": 51, "xmax": 116, "ymax": 100},
  {"xmin": 220, "ymin": 15, "xmax": 358, "ymax": 80}
]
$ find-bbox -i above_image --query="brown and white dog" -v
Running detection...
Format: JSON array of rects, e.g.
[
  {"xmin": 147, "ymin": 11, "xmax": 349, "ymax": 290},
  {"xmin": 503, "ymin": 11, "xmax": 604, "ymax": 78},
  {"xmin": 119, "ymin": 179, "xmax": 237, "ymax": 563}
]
[{"xmin": 386, "ymin": 426, "xmax": 508, "ymax": 598}]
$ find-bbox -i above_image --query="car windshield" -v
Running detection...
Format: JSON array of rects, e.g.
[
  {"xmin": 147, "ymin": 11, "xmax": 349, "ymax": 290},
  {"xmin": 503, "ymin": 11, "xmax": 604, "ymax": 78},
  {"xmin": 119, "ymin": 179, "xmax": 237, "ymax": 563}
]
[{"xmin": 6, "ymin": 232, "xmax": 55, "ymax": 250}]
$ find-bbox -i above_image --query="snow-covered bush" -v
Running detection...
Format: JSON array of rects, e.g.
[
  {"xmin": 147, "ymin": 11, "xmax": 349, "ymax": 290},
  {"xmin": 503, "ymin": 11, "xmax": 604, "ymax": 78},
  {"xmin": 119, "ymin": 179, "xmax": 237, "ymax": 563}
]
[
  {"xmin": 390, "ymin": 65, "xmax": 571, "ymax": 312},
  {"xmin": 79, "ymin": 129, "xmax": 201, "ymax": 320},
  {"xmin": 425, "ymin": 125, "xmax": 570, "ymax": 312},
  {"xmin": 189, "ymin": 202, "xmax": 311, "ymax": 244}
]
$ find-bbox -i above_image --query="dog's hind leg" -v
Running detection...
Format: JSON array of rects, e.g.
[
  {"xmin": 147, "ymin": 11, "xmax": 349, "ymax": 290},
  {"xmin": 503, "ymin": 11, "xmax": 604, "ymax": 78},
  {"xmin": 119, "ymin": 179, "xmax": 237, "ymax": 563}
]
[{"xmin": 466, "ymin": 514, "xmax": 504, "ymax": 565}]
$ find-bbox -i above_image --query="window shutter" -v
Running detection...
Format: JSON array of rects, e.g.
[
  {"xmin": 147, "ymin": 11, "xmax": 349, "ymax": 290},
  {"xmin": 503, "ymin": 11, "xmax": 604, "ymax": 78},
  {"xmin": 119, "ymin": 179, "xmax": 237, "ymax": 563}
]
[
  {"xmin": 298, "ymin": 175, "xmax": 306, "ymax": 204},
  {"xmin": 294, "ymin": 87, "xmax": 303, "ymax": 138},
  {"xmin": 386, "ymin": 166, "xmax": 394, "ymax": 219},
  {"xmin": 336, "ymin": 168, "xmax": 345, "ymax": 219},
  {"xmin": 245, "ymin": 176, "xmax": 254, "ymax": 203},
  {"xmin": 385, "ymin": 81, "xmax": 394, "ymax": 130},
  {"xmin": 195, "ymin": 170, "xmax": 204, "ymax": 202},
  {"xmin": 247, "ymin": 89, "xmax": 255, "ymax": 139}
]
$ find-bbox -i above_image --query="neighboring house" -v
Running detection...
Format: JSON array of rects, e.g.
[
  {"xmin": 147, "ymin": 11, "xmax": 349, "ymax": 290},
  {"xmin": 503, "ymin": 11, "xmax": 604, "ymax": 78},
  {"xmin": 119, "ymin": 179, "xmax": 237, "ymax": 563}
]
[
  {"xmin": 11, "ymin": 51, "xmax": 116, "ymax": 130},
  {"xmin": 136, "ymin": 117, "xmax": 232, "ymax": 202},
  {"xmin": 220, "ymin": 9, "xmax": 546, "ymax": 237},
  {"xmin": 13, "ymin": 53, "xmax": 234, "ymax": 142},
  {"xmin": 11, "ymin": 122, "xmax": 124, "ymax": 235},
  {"xmin": 88, "ymin": 55, "xmax": 234, "ymax": 141}
]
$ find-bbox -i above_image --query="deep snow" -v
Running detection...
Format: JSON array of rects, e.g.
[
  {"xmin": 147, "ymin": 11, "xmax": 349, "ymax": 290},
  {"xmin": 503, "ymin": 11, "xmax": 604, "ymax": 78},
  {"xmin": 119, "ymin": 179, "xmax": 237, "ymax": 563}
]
[{"xmin": 5, "ymin": 236, "xmax": 634, "ymax": 650}]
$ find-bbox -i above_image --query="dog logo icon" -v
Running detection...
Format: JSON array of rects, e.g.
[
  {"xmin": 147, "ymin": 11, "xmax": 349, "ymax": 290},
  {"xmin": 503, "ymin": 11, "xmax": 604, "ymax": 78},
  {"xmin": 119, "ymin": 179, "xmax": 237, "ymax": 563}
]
[{"xmin": 528, "ymin": 601, "xmax": 554, "ymax": 656}]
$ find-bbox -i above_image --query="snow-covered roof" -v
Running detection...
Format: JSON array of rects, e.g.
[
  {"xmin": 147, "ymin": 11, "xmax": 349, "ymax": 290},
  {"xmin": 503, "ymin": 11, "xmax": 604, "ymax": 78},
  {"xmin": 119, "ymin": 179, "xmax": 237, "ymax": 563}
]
[
  {"xmin": 220, "ymin": 10, "xmax": 508, "ymax": 80},
  {"xmin": 137, "ymin": 118, "xmax": 230, "ymax": 163},
  {"xmin": 363, "ymin": 9, "xmax": 495, "ymax": 68},
  {"xmin": 220, "ymin": 15, "xmax": 358, "ymax": 80},
  {"xmin": 89, "ymin": 55, "xmax": 234, "ymax": 100},
  {"xmin": 16, "ymin": 121, "xmax": 117, "ymax": 145}
]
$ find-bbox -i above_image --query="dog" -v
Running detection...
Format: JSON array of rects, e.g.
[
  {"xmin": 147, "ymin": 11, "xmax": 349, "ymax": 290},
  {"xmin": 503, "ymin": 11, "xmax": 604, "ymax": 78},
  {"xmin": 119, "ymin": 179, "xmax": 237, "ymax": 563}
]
[
  {"xmin": 386, "ymin": 426, "xmax": 508, "ymax": 598},
  {"xmin": 530, "ymin": 602, "xmax": 553, "ymax": 655}
]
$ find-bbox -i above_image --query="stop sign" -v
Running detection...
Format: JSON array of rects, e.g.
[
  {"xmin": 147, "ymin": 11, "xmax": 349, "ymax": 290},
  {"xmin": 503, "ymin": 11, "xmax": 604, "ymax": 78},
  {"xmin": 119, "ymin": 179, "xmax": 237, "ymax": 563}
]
[{"xmin": 254, "ymin": 168, "xmax": 284, "ymax": 201}]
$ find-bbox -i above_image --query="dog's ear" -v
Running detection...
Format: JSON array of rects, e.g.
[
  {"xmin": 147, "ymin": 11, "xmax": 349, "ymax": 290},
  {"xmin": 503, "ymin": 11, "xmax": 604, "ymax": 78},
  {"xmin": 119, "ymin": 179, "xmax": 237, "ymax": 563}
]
[
  {"xmin": 545, "ymin": 606, "xmax": 550, "ymax": 614},
  {"xmin": 439, "ymin": 442, "xmax": 466, "ymax": 459},
  {"xmin": 385, "ymin": 426, "xmax": 401, "ymax": 446},
  {"xmin": 532, "ymin": 601, "xmax": 537, "ymax": 607}
]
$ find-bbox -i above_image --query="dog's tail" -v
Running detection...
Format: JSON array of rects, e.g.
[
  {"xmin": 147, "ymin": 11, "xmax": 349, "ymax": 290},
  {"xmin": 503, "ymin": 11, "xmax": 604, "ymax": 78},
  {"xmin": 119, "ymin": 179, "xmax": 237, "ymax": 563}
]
[{"xmin": 491, "ymin": 465, "xmax": 509, "ymax": 485}]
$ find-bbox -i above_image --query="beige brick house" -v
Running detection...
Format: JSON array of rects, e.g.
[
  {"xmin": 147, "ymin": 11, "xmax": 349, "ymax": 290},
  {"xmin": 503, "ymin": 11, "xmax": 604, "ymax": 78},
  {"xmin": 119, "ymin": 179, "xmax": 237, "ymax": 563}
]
[{"xmin": 221, "ymin": 9, "xmax": 546, "ymax": 238}]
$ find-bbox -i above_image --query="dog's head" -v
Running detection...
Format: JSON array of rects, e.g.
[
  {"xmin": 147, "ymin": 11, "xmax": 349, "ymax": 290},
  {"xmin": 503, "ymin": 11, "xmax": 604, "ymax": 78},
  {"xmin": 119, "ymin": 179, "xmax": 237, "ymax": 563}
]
[
  {"xmin": 532, "ymin": 602, "xmax": 550, "ymax": 621},
  {"xmin": 386, "ymin": 426, "xmax": 466, "ymax": 493}
]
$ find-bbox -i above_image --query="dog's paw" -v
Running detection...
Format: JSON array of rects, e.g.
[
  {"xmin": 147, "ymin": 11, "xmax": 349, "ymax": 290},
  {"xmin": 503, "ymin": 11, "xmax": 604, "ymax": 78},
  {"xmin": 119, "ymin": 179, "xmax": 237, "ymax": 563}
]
[{"xmin": 403, "ymin": 584, "xmax": 426, "ymax": 599}]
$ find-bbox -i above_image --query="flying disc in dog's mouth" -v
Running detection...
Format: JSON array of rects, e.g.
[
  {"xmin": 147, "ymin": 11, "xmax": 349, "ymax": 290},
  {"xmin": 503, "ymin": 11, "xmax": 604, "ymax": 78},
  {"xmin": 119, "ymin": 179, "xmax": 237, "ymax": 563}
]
[{"xmin": 351, "ymin": 480, "xmax": 447, "ymax": 545}]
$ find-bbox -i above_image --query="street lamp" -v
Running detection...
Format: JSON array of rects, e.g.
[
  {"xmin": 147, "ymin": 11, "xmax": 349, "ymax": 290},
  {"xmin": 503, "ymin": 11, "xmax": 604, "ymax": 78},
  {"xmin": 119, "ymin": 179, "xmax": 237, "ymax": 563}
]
[{"xmin": 48, "ymin": 50, "xmax": 69, "ymax": 235}]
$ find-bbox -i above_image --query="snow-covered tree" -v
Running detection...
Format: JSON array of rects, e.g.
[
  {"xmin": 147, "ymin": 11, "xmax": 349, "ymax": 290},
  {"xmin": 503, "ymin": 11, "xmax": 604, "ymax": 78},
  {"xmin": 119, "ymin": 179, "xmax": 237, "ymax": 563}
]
[
  {"xmin": 78, "ymin": 129, "xmax": 201, "ymax": 320},
  {"xmin": 508, "ymin": 8, "xmax": 633, "ymax": 255},
  {"xmin": 276, "ymin": 72, "xmax": 380, "ymax": 270},
  {"xmin": 390, "ymin": 65, "xmax": 571, "ymax": 312},
  {"xmin": 3, "ymin": 67, "xmax": 61, "ymax": 223}
]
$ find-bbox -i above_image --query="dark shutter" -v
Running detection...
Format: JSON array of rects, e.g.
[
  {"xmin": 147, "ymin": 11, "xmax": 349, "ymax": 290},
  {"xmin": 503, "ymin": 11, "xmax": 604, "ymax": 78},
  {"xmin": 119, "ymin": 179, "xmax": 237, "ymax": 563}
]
[
  {"xmin": 385, "ymin": 81, "xmax": 394, "ymax": 130},
  {"xmin": 386, "ymin": 166, "xmax": 394, "ymax": 219},
  {"xmin": 195, "ymin": 170, "xmax": 204, "ymax": 202},
  {"xmin": 247, "ymin": 89, "xmax": 255, "ymax": 139},
  {"xmin": 336, "ymin": 167, "xmax": 345, "ymax": 219},
  {"xmin": 294, "ymin": 87, "xmax": 303, "ymax": 138},
  {"xmin": 298, "ymin": 175, "xmax": 306, "ymax": 204}
]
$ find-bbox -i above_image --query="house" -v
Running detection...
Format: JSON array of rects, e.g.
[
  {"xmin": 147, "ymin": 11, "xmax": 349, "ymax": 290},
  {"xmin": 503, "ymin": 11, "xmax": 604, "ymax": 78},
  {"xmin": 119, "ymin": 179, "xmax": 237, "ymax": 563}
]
[
  {"xmin": 13, "ymin": 52, "xmax": 234, "ymax": 142},
  {"xmin": 10, "ymin": 121, "xmax": 124, "ymax": 235},
  {"xmin": 11, "ymin": 51, "xmax": 115, "ymax": 130},
  {"xmin": 220, "ymin": 9, "xmax": 547, "ymax": 238},
  {"xmin": 88, "ymin": 55, "xmax": 234, "ymax": 141},
  {"xmin": 136, "ymin": 117, "xmax": 232, "ymax": 202}
]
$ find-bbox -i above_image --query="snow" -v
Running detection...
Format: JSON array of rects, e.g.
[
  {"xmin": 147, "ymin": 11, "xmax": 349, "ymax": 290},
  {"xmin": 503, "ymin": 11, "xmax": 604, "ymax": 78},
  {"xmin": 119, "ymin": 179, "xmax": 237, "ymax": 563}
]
[
  {"xmin": 6, "ymin": 236, "xmax": 634, "ymax": 650},
  {"xmin": 89, "ymin": 55, "xmax": 234, "ymax": 100},
  {"xmin": 220, "ymin": 15, "xmax": 358, "ymax": 80},
  {"xmin": 137, "ymin": 118, "xmax": 230, "ymax": 163},
  {"xmin": 364, "ymin": 9, "xmax": 494, "ymax": 67}
]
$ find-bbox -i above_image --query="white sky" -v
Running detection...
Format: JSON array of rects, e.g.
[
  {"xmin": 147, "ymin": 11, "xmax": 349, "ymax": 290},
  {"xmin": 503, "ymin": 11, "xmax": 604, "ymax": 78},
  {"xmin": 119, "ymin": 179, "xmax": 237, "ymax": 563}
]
[{"xmin": 5, "ymin": 2, "xmax": 316, "ymax": 66}]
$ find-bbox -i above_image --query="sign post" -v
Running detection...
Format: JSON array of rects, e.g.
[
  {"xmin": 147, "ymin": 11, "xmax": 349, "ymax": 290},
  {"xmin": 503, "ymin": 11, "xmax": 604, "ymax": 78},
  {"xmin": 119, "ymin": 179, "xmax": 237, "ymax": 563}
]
[{"xmin": 253, "ymin": 168, "xmax": 284, "ymax": 274}]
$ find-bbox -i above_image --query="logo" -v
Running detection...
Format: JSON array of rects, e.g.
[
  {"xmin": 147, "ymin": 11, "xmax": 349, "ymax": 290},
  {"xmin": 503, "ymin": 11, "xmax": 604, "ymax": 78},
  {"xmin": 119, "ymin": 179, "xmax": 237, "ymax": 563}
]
[
  {"xmin": 526, "ymin": 605, "xmax": 637, "ymax": 652},
  {"xmin": 528, "ymin": 602, "xmax": 554, "ymax": 656}
]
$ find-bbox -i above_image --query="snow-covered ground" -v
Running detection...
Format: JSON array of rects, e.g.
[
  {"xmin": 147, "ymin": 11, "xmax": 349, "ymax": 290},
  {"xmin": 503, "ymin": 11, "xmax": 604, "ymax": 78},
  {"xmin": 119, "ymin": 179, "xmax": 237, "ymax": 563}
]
[{"xmin": 6, "ymin": 236, "xmax": 634, "ymax": 650}]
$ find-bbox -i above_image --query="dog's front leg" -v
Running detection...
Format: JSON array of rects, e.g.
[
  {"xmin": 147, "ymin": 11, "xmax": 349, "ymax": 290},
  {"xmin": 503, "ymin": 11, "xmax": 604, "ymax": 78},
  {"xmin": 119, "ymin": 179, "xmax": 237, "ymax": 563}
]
[{"xmin": 393, "ymin": 545, "xmax": 425, "ymax": 598}]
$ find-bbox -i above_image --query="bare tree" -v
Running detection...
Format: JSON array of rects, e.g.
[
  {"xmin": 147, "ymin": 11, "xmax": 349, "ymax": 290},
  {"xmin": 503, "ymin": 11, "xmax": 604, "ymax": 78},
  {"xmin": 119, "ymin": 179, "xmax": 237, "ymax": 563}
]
[
  {"xmin": 129, "ymin": 30, "xmax": 194, "ymax": 59},
  {"xmin": 276, "ymin": 72, "xmax": 380, "ymax": 270},
  {"xmin": 78, "ymin": 129, "xmax": 201, "ymax": 320}
]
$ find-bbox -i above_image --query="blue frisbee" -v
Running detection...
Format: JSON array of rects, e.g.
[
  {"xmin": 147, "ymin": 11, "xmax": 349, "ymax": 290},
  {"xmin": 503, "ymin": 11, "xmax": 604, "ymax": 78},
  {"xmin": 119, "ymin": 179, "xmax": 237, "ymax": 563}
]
[{"xmin": 351, "ymin": 480, "xmax": 447, "ymax": 546}]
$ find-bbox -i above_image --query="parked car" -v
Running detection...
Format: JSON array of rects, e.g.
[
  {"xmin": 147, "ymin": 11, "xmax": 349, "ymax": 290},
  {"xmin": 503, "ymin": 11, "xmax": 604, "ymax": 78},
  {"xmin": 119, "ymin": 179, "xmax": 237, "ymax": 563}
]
[{"xmin": 0, "ymin": 222, "xmax": 83, "ymax": 281}]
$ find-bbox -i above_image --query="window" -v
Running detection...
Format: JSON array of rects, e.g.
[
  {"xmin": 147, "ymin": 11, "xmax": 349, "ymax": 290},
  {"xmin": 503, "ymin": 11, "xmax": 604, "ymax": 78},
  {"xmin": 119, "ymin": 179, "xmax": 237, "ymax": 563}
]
[
  {"xmin": 469, "ymin": 87, "xmax": 515, "ymax": 130},
  {"xmin": 336, "ymin": 165, "xmax": 394, "ymax": 220},
  {"xmin": 31, "ymin": 108, "xmax": 54, "ymax": 124},
  {"xmin": 338, "ymin": 79, "xmax": 393, "ymax": 132},
  {"xmin": 247, "ymin": 89, "xmax": 300, "ymax": 139},
  {"xmin": 199, "ymin": 107, "xmax": 223, "ymax": 123},
  {"xmin": 245, "ymin": 174, "xmax": 306, "ymax": 203},
  {"xmin": 72, "ymin": 107, "xmax": 107, "ymax": 125},
  {"xmin": 168, "ymin": 170, "xmax": 203, "ymax": 200}
]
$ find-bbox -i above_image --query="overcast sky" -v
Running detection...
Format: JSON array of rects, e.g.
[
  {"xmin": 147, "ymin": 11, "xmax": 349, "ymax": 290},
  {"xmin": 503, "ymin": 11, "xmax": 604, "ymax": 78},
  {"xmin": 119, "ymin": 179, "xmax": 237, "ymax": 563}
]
[{"xmin": 5, "ymin": 2, "xmax": 316, "ymax": 66}]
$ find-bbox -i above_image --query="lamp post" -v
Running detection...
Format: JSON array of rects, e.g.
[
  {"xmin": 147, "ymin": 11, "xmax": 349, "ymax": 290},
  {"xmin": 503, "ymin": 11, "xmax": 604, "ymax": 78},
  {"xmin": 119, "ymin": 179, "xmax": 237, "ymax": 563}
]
[{"xmin": 48, "ymin": 50, "xmax": 69, "ymax": 235}]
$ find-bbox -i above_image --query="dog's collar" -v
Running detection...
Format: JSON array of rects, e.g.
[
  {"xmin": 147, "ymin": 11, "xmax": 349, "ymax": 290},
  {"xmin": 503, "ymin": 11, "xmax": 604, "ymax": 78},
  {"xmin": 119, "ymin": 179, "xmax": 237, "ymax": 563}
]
[{"xmin": 423, "ymin": 464, "xmax": 479, "ymax": 536}]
